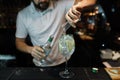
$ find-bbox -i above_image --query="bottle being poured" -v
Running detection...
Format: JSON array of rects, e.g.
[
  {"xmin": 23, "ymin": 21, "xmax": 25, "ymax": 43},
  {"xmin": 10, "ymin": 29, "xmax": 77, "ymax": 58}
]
[{"xmin": 33, "ymin": 35, "xmax": 54, "ymax": 66}]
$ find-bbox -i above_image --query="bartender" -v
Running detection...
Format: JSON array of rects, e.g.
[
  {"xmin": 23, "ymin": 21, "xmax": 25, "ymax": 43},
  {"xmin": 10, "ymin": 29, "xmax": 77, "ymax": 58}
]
[{"xmin": 15, "ymin": 0, "xmax": 97, "ymax": 67}]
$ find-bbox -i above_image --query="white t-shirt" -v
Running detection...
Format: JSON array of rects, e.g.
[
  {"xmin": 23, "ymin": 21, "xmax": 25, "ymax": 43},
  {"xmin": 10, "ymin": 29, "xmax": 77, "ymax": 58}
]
[{"xmin": 16, "ymin": 0, "xmax": 74, "ymax": 67}]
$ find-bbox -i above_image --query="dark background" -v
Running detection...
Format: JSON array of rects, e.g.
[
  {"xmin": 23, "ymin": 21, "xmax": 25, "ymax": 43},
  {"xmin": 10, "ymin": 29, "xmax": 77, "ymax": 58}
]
[{"xmin": 0, "ymin": 0, "xmax": 120, "ymax": 67}]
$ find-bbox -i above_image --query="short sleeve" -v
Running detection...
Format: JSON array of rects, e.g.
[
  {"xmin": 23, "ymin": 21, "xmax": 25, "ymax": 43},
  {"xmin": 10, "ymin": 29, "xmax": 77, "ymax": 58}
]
[{"xmin": 15, "ymin": 12, "xmax": 28, "ymax": 38}]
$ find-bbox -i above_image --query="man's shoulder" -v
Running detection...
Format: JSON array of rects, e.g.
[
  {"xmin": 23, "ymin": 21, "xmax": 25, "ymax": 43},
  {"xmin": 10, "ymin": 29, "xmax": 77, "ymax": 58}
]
[
  {"xmin": 55, "ymin": 0, "xmax": 74, "ymax": 7},
  {"xmin": 19, "ymin": 6, "xmax": 30, "ymax": 13},
  {"xmin": 18, "ymin": 5, "xmax": 31, "ymax": 16},
  {"xmin": 56, "ymin": 0, "xmax": 73, "ymax": 4}
]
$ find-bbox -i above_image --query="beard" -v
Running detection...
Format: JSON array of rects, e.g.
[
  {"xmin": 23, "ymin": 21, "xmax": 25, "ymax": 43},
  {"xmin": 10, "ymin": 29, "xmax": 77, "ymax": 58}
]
[{"xmin": 32, "ymin": 1, "xmax": 50, "ymax": 11}]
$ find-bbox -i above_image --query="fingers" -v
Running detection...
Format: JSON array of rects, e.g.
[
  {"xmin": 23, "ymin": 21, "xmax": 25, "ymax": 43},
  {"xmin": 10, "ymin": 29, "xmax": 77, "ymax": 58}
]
[
  {"xmin": 69, "ymin": 7, "xmax": 81, "ymax": 21},
  {"xmin": 31, "ymin": 46, "xmax": 46, "ymax": 61},
  {"xmin": 66, "ymin": 12, "xmax": 76, "ymax": 28},
  {"xmin": 66, "ymin": 6, "xmax": 81, "ymax": 28}
]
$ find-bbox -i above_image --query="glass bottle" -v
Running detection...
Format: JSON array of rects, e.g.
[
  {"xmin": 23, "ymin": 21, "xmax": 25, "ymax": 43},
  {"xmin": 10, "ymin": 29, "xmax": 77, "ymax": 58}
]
[
  {"xmin": 40, "ymin": 35, "xmax": 54, "ymax": 63},
  {"xmin": 42, "ymin": 35, "xmax": 54, "ymax": 56},
  {"xmin": 33, "ymin": 35, "xmax": 54, "ymax": 66}
]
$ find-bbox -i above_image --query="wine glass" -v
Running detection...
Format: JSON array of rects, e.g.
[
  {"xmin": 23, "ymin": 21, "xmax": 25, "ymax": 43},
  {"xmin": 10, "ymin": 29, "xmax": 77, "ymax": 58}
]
[{"xmin": 58, "ymin": 34, "xmax": 75, "ymax": 78}]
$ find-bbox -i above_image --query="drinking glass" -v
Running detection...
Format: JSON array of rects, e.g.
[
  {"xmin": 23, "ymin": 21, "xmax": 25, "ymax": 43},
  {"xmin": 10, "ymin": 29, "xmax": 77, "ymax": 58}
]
[{"xmin": 58, "ymin": 34, "xmax": 75, "ymax": 78}]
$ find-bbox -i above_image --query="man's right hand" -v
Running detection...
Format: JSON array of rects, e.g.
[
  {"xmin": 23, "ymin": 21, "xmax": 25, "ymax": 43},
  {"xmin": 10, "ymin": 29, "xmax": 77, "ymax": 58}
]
[
  {"xmin": 16, "ymin": 38, "xmax": 46, "ymax": 61},
  {"xmin": 66, "ymin": 0, "xmax": 96, "ymax": 28},
  {"xmin": 31, "ymin": 46, "xmax": 46, "ymax": 61}
]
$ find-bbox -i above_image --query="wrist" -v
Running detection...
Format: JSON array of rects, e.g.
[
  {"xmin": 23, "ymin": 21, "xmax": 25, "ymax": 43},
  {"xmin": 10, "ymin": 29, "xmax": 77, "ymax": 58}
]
[{"xmin": 27, "ymin": 46, "xmax": 33, "ymax": 54}]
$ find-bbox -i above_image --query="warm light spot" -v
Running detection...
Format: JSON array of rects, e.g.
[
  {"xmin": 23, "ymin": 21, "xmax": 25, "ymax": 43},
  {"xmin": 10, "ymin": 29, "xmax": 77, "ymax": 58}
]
[{"xmin": 117, "ymin": 37, "xmax": 120, "ymax": 40}]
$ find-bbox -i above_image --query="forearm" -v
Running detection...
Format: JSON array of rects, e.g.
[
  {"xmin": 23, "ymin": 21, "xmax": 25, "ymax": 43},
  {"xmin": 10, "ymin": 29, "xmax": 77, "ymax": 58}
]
[
  {"xmin": 15, "ymin": 38, "xmax": 33, "ymax": 54},
  {"xmin": 74, "ymin": 0, "xmax": 96, "ymax": 8}
]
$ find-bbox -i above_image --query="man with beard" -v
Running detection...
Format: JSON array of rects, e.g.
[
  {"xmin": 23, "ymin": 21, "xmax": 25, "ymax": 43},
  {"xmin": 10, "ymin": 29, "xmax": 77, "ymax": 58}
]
[{"xmin": 15, "ymin": 0, "xmax": 96, "ymax": 67}]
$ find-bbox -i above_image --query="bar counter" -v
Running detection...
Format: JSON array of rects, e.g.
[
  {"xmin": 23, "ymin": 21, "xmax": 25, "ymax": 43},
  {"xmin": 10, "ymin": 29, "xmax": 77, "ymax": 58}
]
[{"xmin": 0, "ymin": 67, "xmax": 112, "ymax": 80}]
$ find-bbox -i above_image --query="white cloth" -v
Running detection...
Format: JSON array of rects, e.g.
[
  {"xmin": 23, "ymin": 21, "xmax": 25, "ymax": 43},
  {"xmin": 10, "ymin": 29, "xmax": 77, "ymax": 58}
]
[{"xmin": 16, "ymin": 0, "xmax": 74, "ymax": 67}]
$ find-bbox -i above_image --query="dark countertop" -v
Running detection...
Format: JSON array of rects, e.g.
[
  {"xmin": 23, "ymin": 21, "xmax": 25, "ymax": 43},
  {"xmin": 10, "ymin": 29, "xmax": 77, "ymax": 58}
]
[{"xmin": 0, "ymin": 67, "xmax": 111, "ymax": 80}]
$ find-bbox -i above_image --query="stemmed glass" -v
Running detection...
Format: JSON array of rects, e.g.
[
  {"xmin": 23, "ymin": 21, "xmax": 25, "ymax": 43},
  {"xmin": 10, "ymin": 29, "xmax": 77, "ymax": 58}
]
[{"xmin": 58, "ymin": 34, "xmax": 75, "ymax": 78}]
